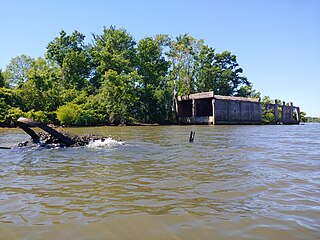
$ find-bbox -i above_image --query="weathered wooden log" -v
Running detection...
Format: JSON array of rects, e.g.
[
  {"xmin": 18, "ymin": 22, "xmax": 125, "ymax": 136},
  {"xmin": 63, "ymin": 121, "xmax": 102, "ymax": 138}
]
[{"xmin": 17, "ymin": 117, "xmax": 75, "ymax": 146}]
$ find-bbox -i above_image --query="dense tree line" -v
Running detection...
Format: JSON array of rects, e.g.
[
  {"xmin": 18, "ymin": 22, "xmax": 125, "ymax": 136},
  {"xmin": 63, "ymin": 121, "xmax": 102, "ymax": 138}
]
[{"xmin": 0, "ymin": 26, "xmax": 258, "ymax": 126}]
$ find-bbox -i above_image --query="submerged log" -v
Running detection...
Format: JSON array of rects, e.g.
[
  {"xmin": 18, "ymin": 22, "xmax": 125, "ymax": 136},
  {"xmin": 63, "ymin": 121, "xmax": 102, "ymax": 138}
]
[
  {"xmin": 17, "ymin": 117, "xmax": 75, "ymax": 146},
  {"xmin": 0, "ymin": 117, "xmax": 117, "ymax": 150},
  {"xmin": 16, "ymin": 131, "xmax": 107, "ymax": 148},
  {"xmin": 12, "ymin": 117, "xmax": 121, "ymax": 149},
  {"xmin": 18, "ymin": 122, "xmax": 40, "ymax": 143}
]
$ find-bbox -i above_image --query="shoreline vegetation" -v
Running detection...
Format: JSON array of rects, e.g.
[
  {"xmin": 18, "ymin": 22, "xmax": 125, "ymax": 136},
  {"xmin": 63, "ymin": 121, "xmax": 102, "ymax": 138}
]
[{"xmin": 0, "ymin": 26, "xmax": 312, "ymax": 128}]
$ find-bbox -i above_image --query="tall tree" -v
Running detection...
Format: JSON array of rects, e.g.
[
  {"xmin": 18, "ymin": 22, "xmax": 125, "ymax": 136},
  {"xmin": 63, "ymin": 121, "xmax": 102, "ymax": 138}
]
[
  {"xmin": 194, "ymin": 45, "xmax": 217, "ymax": 92},
  {"xmin": 195, "ymin": 48, "xmax": 251, "ymax": 96},
  {"xmin": 46, "ymin": 30, "xmax": 91, "ymax": 90},
  {"xmin": 98, "ymin": 70, "xmax": 140, "ymax": 125},
  {"xmin": 91, "ymin": 26, "xmax": 137, "ymax": 88},
  {"xmin": 168, "ymin": 34, "xmax": 204, "ymax": 96},
  {"xmin": 213, "ymin": 51, "xmax": 250, "ymax": 96},
  {"xmin": 4, "ymin": 55, "xmax": 35, "ymax": 87},
  {"xmin": 18, "ymin": 57, "xmax": 63, "ymax": 112},
  {"xmin": 137, "ymin": 35, "xmax": 171, "ymax": 122}
]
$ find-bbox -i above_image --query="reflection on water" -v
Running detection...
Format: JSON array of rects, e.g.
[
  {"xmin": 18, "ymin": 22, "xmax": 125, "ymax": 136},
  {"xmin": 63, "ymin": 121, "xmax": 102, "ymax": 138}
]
[{"xmin": 0, "ymin": 124, "xmax": 319, "ymax": 239}]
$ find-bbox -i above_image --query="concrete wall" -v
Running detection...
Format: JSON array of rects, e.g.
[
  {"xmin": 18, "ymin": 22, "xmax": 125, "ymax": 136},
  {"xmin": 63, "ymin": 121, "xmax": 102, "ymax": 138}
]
[
  {"xmin": 177, "ymin": 92, "xmax": 262, "ymax": 125},
  {"xmin": 214, "ymin": 99, "xmax": 262, "ymax": 124},
  {"xmin": 178, "ymin": 116, "xmax": 214, "ymax": 124},
  {"xmin": 283, "ymin": 105, "xmax": 300, "ymax": 125},
  {"xmin": 267, "ymin": 101, "xmax": 300, "ymax": 124},
  {"xmin": 177, "ymin": 92, "xmax": 300, "ymax": 125}
]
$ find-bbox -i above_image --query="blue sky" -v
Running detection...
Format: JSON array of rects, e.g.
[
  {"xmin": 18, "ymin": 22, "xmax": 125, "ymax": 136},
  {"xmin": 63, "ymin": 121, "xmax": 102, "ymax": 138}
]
[{"xmin": 1, "ymin": 0, "xmax": 319, "ymax": 116}]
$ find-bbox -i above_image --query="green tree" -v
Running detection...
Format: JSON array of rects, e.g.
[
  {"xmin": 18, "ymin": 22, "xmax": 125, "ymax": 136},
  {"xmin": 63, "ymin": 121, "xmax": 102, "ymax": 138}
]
[
  {"xmin": 137, "ymin": 35, "xmax": 171, "ymax": 122},
  {"xmin": 194, "ymin": 45, "xmax": 218, "ymax": 92},
  {"xmin": 0, "ymin": 27, "xmax": 260, "ymax": 126},
  {"xmin": 98, "ymin": 70, "xmax": 140, "ymax": 125},
  {"xmin": 236, "ymin": 85, "xmax": 261, "ymax": 98},
  {"xmin": 46, "ymin": 30, "xmax": 91, "ymax": 90},
  {"xmin": 91, "ymin": 26, "xmax": 137, "ymax": 88},
  {"xmin": 18, "ymin": 57, "xmax": 63, "ymax": 112},
  {"xmin": 4, "ymin": 55, "xmax": 35, "ymax": 87},
  {"xmin": 168, "ymin": 34, "xmax": 203, "ymax": 96},
  {"xmin": 212, "ymin": 51, "xmax": 250, "ymax": 96}
]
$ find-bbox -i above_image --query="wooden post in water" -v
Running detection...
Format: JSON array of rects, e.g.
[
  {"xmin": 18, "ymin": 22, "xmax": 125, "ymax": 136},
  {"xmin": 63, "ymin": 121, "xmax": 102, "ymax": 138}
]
[{"xmin": 189, "ymin": 131, "xmax": 195, "ymax": 143}]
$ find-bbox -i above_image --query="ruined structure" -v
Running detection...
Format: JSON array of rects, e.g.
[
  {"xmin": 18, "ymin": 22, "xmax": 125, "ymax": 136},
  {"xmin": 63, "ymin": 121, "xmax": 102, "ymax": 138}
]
[
  {"xmin": 177, "ymin": 91, "xmax": 300, "ymax": 125},
  {"xmin": 177, "ymin": 92, "xmax": 262, "ymax": 125},
  {"xmin": 265, "ymin": 100, "xmax": 300, "ymax": 125}
]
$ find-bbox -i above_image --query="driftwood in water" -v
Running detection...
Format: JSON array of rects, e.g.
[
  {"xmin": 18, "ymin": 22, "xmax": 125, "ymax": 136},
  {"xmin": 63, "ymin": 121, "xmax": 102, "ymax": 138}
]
[{"xmin": 17, "ymin": 117, "xmax": 75, "ymax": 146}]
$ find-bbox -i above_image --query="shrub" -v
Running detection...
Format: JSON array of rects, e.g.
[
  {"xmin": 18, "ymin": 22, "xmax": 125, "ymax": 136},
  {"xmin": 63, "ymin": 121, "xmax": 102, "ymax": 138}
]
[
  {"xmin": 56, "ymin": 103, "xmax": 81, "ymax": 126},
  {"xmin": 4, "ymin": 107, "xmax": 25, "ymax": 126},
  {"xmin": 76, "ymin": 109, "xmax": 96, "ymax": 126},
  {"xmin": 26, "ymin": 110, "xmax": 49, "ymax": 123},
  {"xmin": 262, "ymin": 111, "xmax": 275, "ymax": 124}
]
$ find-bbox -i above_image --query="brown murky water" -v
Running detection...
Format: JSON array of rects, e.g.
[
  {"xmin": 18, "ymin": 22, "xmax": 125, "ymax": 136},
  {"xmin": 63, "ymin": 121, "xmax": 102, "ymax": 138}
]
[{"xmin": 0, "ymin": 124, "xmax": 319, "ymax": 239}]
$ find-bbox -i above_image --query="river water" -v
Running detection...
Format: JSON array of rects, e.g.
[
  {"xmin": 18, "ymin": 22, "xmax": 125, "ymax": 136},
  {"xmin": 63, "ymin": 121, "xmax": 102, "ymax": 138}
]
[{"xmin": 0, "ymin": 124, "xmax": 319, "ymax": 239}]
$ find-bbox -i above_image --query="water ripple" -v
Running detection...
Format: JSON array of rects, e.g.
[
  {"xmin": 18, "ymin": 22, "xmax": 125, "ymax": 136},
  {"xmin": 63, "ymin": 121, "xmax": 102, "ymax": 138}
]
[{"xmin": 0, "ymin": 124, "xmax": 319, "ymax": 239}]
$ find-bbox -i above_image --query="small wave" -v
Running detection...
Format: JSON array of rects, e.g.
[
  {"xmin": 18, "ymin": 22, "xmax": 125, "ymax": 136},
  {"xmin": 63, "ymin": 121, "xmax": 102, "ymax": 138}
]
[{"xmin": 86, "ymin": 138, "xmax": 124, "ymax": 149}]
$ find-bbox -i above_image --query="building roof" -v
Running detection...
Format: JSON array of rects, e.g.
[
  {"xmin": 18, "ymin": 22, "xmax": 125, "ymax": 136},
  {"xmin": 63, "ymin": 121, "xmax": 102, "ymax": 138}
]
[
  {"xmin": 177, "ymin": 91, "xmax": 260, "ymax": 103},
  {"xmin": 214, "ymin": 95, "xmax": 260, "ymax": 102},
  {"xmin": 177, "ymin": 91, "xmax": 214, "ymax": 101}
]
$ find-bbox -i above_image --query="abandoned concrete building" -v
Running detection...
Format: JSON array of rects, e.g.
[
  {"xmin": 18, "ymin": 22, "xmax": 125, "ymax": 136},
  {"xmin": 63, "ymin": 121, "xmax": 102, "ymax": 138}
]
[
  {"xmin": 177, "ymin": 91, "xmax": 300, "ymax": 125},
  {"xmin": 177, "ymin": 91, "xmax": 262, "ymax": 124}
]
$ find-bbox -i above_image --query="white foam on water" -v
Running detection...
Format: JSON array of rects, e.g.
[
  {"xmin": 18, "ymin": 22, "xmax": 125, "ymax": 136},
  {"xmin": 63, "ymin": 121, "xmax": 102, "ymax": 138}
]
[{"xmin": 86, "ymin": 137, "xmax": 124, "ymax": 149}]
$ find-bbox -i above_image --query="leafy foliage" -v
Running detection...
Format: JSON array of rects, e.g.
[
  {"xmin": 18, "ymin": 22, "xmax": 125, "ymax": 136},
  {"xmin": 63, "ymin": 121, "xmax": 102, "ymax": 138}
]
[
  {"xmin": 46, "ymin": 30, "xmax": 92, "ymax": 90},
  {"xmin": 56, "ymin": 103, "xmax": 81, "ymax": 126},
  {"xmin": 0, "ymin": 26, "xmax": 262, "ymax": 126},
  {"xmin": 99, "ymin": 70, "xmax": 139, "ymax": 125},
  {"xmin": 0, "ymin": 69, "xmax": 7, "ymax": 88},
  {"xmin": 3, "ymin": 55, "xmax": 35, "ymax": 87},
  {"xmin": 137, "ymin": 35, "xmax": 171, "ymax": 122},
  {"xmin": 91, "ymin": 26, "xmax": 137, "ymax": 88},
  {"xmin": 261, "ymin": 96, "xmax": 275, "ymax": 124}
]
